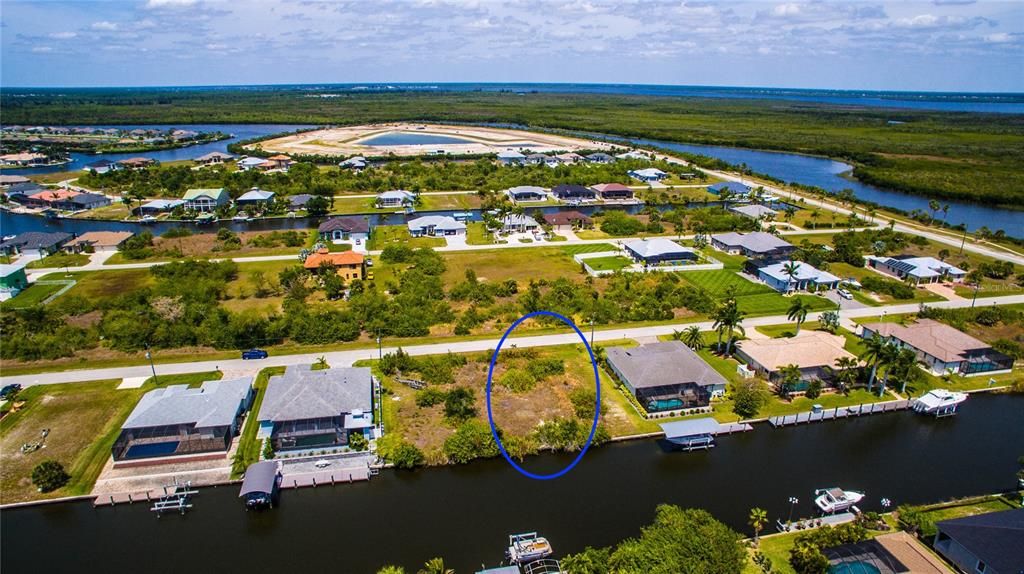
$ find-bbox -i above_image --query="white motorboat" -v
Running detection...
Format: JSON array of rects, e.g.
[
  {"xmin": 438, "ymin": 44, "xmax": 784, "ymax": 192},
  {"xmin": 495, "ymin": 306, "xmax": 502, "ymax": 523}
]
[
  {"xmin": 814, "ymin": 487, "xmax": 864, "ymax": 513},
  {"xmin": 912, "ymin": 389, "xmax": 968, "ymax": 417},
  {"xmin": 506, "ymin": 532, "xmax": 553, "ymax": 564}
]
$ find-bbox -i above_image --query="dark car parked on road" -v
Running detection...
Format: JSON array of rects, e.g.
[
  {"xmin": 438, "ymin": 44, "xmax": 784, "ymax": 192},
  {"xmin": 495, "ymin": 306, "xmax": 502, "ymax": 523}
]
[{"xmin": 242, "ymin": 349, "xmax": 269, "ymax": 360}]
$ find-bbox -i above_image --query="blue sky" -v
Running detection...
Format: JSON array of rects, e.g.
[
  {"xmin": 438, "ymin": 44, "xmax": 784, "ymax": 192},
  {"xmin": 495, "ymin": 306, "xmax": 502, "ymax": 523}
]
[{"xmin": 2, "ymin": 0, "xmax": 1022, "ymax": 91}]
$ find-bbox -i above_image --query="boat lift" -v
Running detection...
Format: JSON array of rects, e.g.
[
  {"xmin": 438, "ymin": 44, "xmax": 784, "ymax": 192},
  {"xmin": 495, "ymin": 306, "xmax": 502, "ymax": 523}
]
[{"xmin": 150, "ymin": 480, "xmax": 198, "ymax": 516}]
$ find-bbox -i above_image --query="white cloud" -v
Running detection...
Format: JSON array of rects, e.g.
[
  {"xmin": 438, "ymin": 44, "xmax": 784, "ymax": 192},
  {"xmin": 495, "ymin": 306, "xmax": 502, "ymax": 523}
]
[
  {"xmin": 773, "ymin": 3, "xmax": 803, "ymax": 17},
  {"xmin": 205, "ymin": 42, "xmax": 227, "ymax": 50},
  {"xmin": 31, "ymin": 46, "xmax": 53, "ymax": 53},
  {"xmin": 984, "ymin": 32, "xmax": 1012, "ymax": 43},
  {"xmin": 146, "ymin": 0, "xmax": 198, "ymax": 8},
  {"xmin": 91, "ymin": 21, "xmax": 119, "ymax": 31},
  {"xmin": 48, "ymin": 31, "xmax": 77, "ymax": 39}
]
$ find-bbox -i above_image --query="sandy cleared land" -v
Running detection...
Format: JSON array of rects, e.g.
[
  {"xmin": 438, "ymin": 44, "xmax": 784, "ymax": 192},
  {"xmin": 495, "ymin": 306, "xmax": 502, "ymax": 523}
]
[{"xmin": 254, "ymin": 123, "xmax": 615, "ymax": 158}]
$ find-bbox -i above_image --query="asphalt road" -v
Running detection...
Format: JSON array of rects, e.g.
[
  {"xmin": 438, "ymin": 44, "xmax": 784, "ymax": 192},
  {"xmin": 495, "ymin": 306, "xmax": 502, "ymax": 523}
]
[{"xmin": 5, "ymin": 294, "xmax": 1021, "ymax": 388}]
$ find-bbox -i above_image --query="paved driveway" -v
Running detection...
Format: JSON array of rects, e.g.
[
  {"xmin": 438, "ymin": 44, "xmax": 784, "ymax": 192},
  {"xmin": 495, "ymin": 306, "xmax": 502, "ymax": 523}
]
[{"xmin": 824, "ymin": 291, "xmax": 869, "ymax": 310}]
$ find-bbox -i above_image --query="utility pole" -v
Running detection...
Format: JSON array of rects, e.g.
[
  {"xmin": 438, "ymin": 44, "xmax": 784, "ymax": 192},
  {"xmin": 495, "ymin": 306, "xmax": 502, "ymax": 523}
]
[
  {"xmin": 590, "ymin": 318, "xmax": 595, "ymax": 348},
  {"xmin": 376, "ymin": 334, "xmax": 382, "ymax": 360},
  {"xmin": 959, "ymin": 225, "xmax": 967, "ymax": 255},
  {"xmin": 145, "ymin": 343, "xmax": 158, "ymax": 384}
]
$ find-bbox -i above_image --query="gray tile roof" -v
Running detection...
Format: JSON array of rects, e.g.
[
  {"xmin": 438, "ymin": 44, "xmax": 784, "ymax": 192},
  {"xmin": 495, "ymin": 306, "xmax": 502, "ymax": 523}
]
[
  {"xmin": 318, "ymin": 216, "xmax": 370, "ymax": 234},
  {"xmin": 606, "ymin": 341, "xmax": 726, "ymax": 389},
  {"xmin": 122, "ymin": 377, "xmax": 253, "ymax": 430},
  {"xmin": 936, "ymin": 508, "xmax": 1024, "ymax": 574},
  {"xmin": 711, "ymin": 231, "xmax": 793, "ymax": 254},
  {"xmin": 0, "ymin": 231, "xmax": 73, "ymax": 251},
  {"xmin": 259, "ymin": 365, "xmax": 373, "ymax": 423}
]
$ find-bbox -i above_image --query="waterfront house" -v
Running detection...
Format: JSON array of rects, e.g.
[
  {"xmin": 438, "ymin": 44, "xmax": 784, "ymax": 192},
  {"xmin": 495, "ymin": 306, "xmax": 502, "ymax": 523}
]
[
  {"xmin": 339, "ymin": 156, "xmax": 367, "ymax": 170},
  {"xmin": 4, "ymin": 182, "xmax": 48, "ymax": 205},
  {"xmin": 585, "ymin": 152, "xmax": 614, "ymax": 164},
  {"xmin": 551, "ymin": 184, "xmax": 597, "ymax": 202},
  {"xmin": 303, "ymin": 248, "xmax": 365, "ymax": 281},
  {"xmin": 708, "ymin": 182, "xmax": 752, "ymax": 197},
  {"xmin": 711, "ymin": 231, "xmax": 795, "ymax": 259},
  {"xmin": 257, "ymin": 365, "xmax": 375, "ymax": 453},
  {"xmin": 628, "ymin": 168, "xmax": 668, "ymax": 182},
  {"xmin": 735, "ymin": 332, "xmax": 856, "ymax": 390},
  {"xmin": 0, "ymin": 263, "xmax": 30, "ymax": 301},
  {"xmin": 0, "ymin": 231, "xmax": 73, "ymax": 258},
  {"xmin": 110, "ymin": 377, "xmax": 254, "ymax": 465},
  {"xmin": 237, "ymin": 156, "xmax": 270, "ymax": 171},
  {"xmin": 194, "ymin": 151, "xmax": 235, "ymax": 165},
  {"xmin": 0, "ymin": 152, "xmax": 48, "ymax": 167},
  {"xmin": 606, "ymin": 341, "xmax": 727, "ymax": 413},
  {"xmin": 317, "ymin": 216, "xmax": 370, "ymax": 243},
  {"xmin": 506, "ymin": 185, "xmax": 547, "ymax": 203},
  {"xmin": 624, "ymin": 238, "xmax": 698, "ymax": 266},
  {"xmin": 861, "ymin": 319, "xmax": 1013, "ymax": 377},
  {"xmin": 500, "ymin": 214, "xmax": 540, "ymax": 234},
  {"xmin": 555, "ymin": 152, "xmax": 584, "ymax": 164},
  {"xmin": 754, "ymin": 260, "xmax": 840, "ymax": 293},
  {"xmin": 116, "ymin": 157, "xmax": 156, "ymax": 170},
  {"xmin": 616, "ymin": 150, "xmax": 650, "ymax": 161},
  {"xmin": 235, "ymin": 187, "xmax": 276, "ymax": 208},
  {"xmin": 866, "ymin": 256, "xmax": 966, "ymax": 284},
  {"xmin": 19, "ymin": 188, "xmax": 87, "ymax": 210},
  {"xmin": 407, "ymin": 215, "xmax": 467, "ymax": 237},
  {"xmin": 933, "ymin": 509, "xmax": 1024, "ymax": 574},
  {"xmin": 376, "ymin": 189, "xmax": 416, "ymax": 208},
  {"xmin": 545, "ymin": 210, "xmax": 593, "ymax": 231},
  {"xmin": 65, "ymin": 192, "xmax": 112, "ymax": 211},
  {"xmin": 288, "ymin": 194, "xmax": 314, "ymax": 209},
  {"xmin": 591, "ymin": 183, "xmax": 634, "ymax": 200},
  {"xmin": 496, "ymin": 150, "xmax": 526, "ymax": 165},
  {"xmin": 82, "ymin": 159, "xmax": 118, "ymax": 174},
  {"xmin": 139, "ymin": 199, "xmax": 185, "ymax": 214},
  {"xmin": 182, "ymin": 188, "xmax": 230, "ymax": 212},
  {"xmin": 730, "ymin": 204, "xmax": 778, "ymax": 220},
  {"xmin": 64, "ymin": 231, "xmax": 134, "ymax": 253},
  {"xmin": 525, "ymin": 153, "xmax": 550, "ymax": 165}
]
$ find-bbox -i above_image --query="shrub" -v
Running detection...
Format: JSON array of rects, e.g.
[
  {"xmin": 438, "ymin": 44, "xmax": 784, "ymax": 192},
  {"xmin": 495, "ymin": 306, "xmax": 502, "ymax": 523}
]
[
  {"xmin": 31, "ymin": 460, "xmax": 70, "ymax": 492},
  {"xmin": 805, "ymin": 379, "xmax": 823, "ymax": 399},
  {"xmin": 415, "ymin": 387, "xmax": 447, "ymax": 408},
  {"xmin": 861, "ymin": 276, "xmax": 915, "ymax": 300},
  {"xmin": 569, "ymin": 388, "xmax": 600, "ymax": 420},
  {"xmin": 499, "ymin": 368, "xmax": 537, "ymax": 392},
  {"xmin": 376, "ymin": 435, "xmax": 425, "ymax": 469},
  {"xmin": 348, "ymin": 432, "xmax": 369, "ymax": 452},
  {"xmin": 380, "ymin": 244, "xmax": 415, "ymax": 263},
  {"xmin": 732, "ymin": 379, "xmax": 767, "ymax": 419},
  {"xmin": 162, "ymin": 227, "xmax": 192, "ymax": 238},
  {"xmin": 526, "ymin": 357, "xmax": 565, "ymax": 380},
  {"xmin": 443, "ymin": 420, "xmax": 499, "ymax": 464},
  {"xmin": 262, "ymin": 438, "xmax": 275, "ymax": 460},
  {"xmin": 443, "ymin": 387, "xmax": 477, "ymax": 422}
]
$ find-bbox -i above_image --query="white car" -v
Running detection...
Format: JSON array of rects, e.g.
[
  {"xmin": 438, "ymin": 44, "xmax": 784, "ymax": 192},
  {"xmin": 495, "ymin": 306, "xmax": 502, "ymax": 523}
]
[
  {"xmin": 838, "ymin": 289, "xmax": 853, "ymax": 300},
  {"xmin": 314, "ymin": 459, "xmax": 331, "ymax": 468}
]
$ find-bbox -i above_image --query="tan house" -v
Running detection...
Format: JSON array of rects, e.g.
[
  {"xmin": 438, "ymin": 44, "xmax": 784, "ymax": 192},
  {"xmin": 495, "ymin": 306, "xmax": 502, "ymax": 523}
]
[
  {"xmin": 861, "ymin": 319, "xmax": 1013, "ymax": 377},
  {"xmin": 735, "ymin": 331, "xmax": 856, "ymax": 390},
  {"xmin": 303, "ymin": 248, "xmax": 365, "ymax": 281},
  {"xmin": 64, "ymin": 231, "xmax": 135, "ymax": 253}
]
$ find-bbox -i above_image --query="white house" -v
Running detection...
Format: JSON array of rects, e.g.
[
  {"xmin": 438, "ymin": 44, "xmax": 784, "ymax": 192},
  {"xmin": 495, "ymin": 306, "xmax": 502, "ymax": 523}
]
[
  {"xmin": 496, "ymin": 150, "xmax": 526, "ymax": 165},
  {"xmin": 501, "ymin": 214, "xmax": 540, "ymax": 234},
  {"xmin": 628, "ymin": 168, "xmax": 668, "ymax": 182},
  {"xmin": 755, "ymin": 260, "xmax": 840, "ymax": 293},
  {"xmin": 407, "ymin": 215, "xmax": 467, "ymax": 237},
  {"xmin": 376, "ymin": 190, "xmax": 416, "ymax": 208},
  {"xmin": 866, "ymin": 256, "xmax": 967, "ymax": 284}
]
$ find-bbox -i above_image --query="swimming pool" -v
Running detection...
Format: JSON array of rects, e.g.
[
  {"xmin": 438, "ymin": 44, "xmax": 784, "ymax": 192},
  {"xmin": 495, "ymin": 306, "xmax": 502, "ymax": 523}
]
[
  {"xmin": 829, "ymin": 562, "xmax": 883, "ymax": 574},
  {"xmin": 360, "ymin": 132, "xmax": 475, "ymax": 146},
  {"xmin": 124, "ymin": 441, "xmax": 180, "ymax": 459}
]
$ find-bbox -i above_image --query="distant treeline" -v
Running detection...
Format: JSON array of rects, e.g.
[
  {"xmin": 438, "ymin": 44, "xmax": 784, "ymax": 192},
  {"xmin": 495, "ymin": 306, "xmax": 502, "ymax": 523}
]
[{"xmin": 3, "ymin": 88, "xmax": 1023, "ymax": 208}]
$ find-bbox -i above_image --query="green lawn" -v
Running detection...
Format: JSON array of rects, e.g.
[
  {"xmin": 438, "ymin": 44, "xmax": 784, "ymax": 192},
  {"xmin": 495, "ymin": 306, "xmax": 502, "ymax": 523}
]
[
  {"xmin": 232, "ymin": 366, "xmax": 284, "ymax": 478},
  {"xmin": 441, "ymin": 247, "xmax": 582, "ymax": 284},
  {"xmin": 25, "ymin": 252, "xmax": 90, "ymax": 269},
  {"xmin": 586, "ymin": 256, "xmax": 633, "ymax": 272},
  {"xmin": 682, "ymin": 270, "xmax": 773, "ymax": 297},
  {"xmin": 560, "ymin": 243, "xmax": 619, "ymax": 255},
  {"xmin": 417, "ymin": 192, "xmax": 481, "ymax": 211},
  {"xmin": 144, "ymin": 371, "xmax": 222, "ymax": 388},
  {"xmin": 0, "ymin": 282, "xmax": 67, "ymax": 309},
  {"xmin": 0, "ymin": 379, "xmax": 134, "ymax": 503},
  {"xmin": 735, "ymin": 293, "xmax": 834, "ymax": 317},
  {"xmin": 367, "ymin": 225, "xmax": 445, "ymax": 250},
  {"xmin": 466, "ymin": 222, "xmax": 494, "ymax": 245}
]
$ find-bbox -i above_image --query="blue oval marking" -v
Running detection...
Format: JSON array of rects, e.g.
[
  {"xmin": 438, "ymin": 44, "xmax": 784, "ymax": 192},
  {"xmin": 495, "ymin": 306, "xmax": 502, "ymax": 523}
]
[{"xmin": 485, "ymin": 310, "xmax": 601, "ymax": 480}]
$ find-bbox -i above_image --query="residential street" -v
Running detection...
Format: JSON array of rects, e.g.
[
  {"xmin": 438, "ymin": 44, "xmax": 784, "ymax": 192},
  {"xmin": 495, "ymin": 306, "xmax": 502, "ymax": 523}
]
[{"xmin": 6, "ymin": 293, "xmax": 1022, "ymax": 389}]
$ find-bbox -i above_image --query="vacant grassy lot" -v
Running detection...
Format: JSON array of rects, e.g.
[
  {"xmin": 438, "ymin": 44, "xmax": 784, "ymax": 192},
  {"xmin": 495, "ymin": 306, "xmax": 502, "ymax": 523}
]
[
  {"xmin": 105, "ymin": 230, "xmax": 309, "ymax": 264},
  {"xmin": 42, "ymin": 268, "xmax": 154, "ymax": 300},
  {"xmin": 417, "ymin": 192, "xmax": 481, "ymax": 211},
  {"xmin": 25, "ymin": 252, "xmax": 90, "ymax": 269},
  {"xmin": 367, "ymin": 225, "xmax": 445, "ymax": 250},
  {"xmin": 682, "ymin": 269, "xmax": 772, "ymax": 297},
  {"xmin": 440, "ymin": 247, "xmax": 582, "ymax": 285},
  {"xmin": 0, "ymin": 379, "xmax": 133, "ymax": 503},
  {"xmin": 559, "ymin": 243, "xmax": 619, "ymax": 255},
  {"xmin": 465, "ymin": 222, "xmax": 494, "ymax": 245}
]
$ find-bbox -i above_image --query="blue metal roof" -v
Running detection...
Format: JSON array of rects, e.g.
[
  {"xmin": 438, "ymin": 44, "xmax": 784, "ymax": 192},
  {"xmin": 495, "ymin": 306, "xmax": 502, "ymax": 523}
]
[{"xmin": 708, "ymin": 182, "xmax": 751, "ymax": 194}]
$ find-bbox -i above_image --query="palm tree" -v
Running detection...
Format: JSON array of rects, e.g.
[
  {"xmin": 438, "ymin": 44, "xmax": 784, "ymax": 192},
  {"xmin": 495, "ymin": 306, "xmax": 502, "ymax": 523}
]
[
  {"xmin": 418, "ymin": 558, "xmax": 454, "ymax": 574},
  {"xmin": 859, "ymin": 334, "xmax": 888, "ymax": 391},
  {"xmin": 681, "ymin": 325, "xmax": 704, "ymax": 351},
  {"xmin": 834, "ymin": 356, "xmax": 859, "ymax": 393},
  {"xmin": 784, "ymin": 206, "xmax": 797, "ymax": 222},
  {"xmin": 713, "ymin": 298, "xmax": 746, "ymax": 356},
  {"xmin": 749, "ymin": 507, "xmax": 768, "ymax": 545},
  {"xmin": 314, "ymin": 356, "xmax": 328, "ymax": 370},
  {"xmin": 876, "ymin": 342, "xmax": 901, "ymax": 397},
  {"xmin": 777, "ymin": 364, "xmax": 802, "ymax": 398},
  {"xmin": 928, "ymin": 200, "xmax": 941, "ymax": 222},
  {"xmin": 787, "ymin": 298, "xmax": 812, "ymax": 335},
  {"xmin": 782, "ymin": 261, "xmax": 802, "ymax": 293},
  {"xmin": 894, "ymin": 348, "xmax": 920, "ymax": 394}
]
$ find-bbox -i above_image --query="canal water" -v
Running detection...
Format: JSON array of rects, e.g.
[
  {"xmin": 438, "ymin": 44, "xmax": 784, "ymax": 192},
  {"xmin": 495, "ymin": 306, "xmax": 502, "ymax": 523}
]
[
  {"xmin": 2, "ymin": 393, "xmax": 1021, "ymax": 574},
  {"xmin": 2, "ymin": 122, "xmax": 1021, "ymax": 237}
]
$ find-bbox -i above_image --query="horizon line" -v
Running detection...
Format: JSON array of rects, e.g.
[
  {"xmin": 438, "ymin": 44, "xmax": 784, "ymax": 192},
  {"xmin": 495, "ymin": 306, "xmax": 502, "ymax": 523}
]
[{"xmin": 2, "ymin": 81, "xmax": 1022, "ymax": 97}]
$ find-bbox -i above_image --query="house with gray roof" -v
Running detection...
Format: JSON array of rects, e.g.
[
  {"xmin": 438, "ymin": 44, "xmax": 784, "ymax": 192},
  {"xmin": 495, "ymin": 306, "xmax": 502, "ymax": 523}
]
[
  {"xmin": 339, "ymin": 156, "xmax": 367, "ymax": 169},
  {"xmin": 624, "ymin": 238, "xmax": 698, "ymax": 266},
  {"xmin": 407, "ymin": 215, "xmax": 466, "ymax": 237},
  {"xmin": 506, "ymin": 185, "xmax": 547, "ymax": 203},
  {"xmin": 257, "ymin": 365, "xmax": 375, "ymax": 453},
  {"xmin": 606, "ymin": 341, "xmax": 726, "ymax": 413},
  {"xmin": 376, "ymin": 189, "xmax": 416, "ymax": 208},
  {"xmin": 729, "ymin": 204, "xmax": 778, "ymax": 220},
  {"xmin": 500, "ymin": 214, "xmax": 540, "ymax": 234},
  {"xmin": 709, "ymin": 181, "xmax": 752, "ymax": 197},
  {"xmin": 110, "ymin": 377, "xmax": 254, "ymax": 463},
  {"xmin": 318, "ymin": 216, "xmax": 370, "ymax": 243},
  {"xmin": 866, "ymin": 256, "xmax": 967, "ymax": 285},
  {"xmin": 934, "ymin": 508, "xmax": 1024, "ymax": 574},
  {"xmin": 236, "ymin": 187, "xmax": 276, "ymax": 207},
  {"xmin": 0, "ymin": 231, "xmax": 73, "ymax": 258},
  {"xmin": 496, "ymin": 150, "xmax": 526, "ymax": 165},
  {"xmin": 585, "ymin": 152, "xmax": 614, "ymax": 164},
  {"xmin": 711, "ymin": 231, "xmax": 795, "ymax": 258}
]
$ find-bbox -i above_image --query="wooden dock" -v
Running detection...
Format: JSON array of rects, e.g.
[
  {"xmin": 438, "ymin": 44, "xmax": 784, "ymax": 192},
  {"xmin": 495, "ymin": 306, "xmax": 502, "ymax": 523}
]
[
  {"xmin": 775, "ymin": 511, "xmax": 856, "ymax": 533},
  {"xmin": 768, "ymin": 399, "xmax": 911, "ymax": 428},
  {"xmin": 279, "ymin": 467, "xmax": 371, "ymax": 489}
]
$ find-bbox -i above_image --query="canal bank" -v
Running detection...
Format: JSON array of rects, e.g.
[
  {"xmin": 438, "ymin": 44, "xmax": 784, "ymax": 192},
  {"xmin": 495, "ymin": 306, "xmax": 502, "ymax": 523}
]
[{"xmin": 2, "ymin": 392, "xmax": 1021, "ymax": 574}]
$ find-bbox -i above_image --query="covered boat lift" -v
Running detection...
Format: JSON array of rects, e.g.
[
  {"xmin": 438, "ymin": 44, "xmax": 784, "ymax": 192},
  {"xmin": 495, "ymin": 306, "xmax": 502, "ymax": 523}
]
[
  {"xmin": 659, "ymin": 418, "xmax": 753, "ymax": 451},
  {"xmin": 239, "ymin": 461, "xmax": 281, "ymax": 509}
]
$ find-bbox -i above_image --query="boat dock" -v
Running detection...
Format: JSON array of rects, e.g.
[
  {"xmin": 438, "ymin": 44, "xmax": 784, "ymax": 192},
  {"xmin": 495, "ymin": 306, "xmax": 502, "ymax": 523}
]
[
  {"xmin": 775, "ymin": 510, "xmax": 857, "ymax": 533},
  {"xmin": 768, "ymin": 399, "xmax": 911, "ymax": 428},
  {"xmin": 659, "ymin": 417, "xmax": 754, "ymax": 451},
  {"xmin": 279, "ymin": 466, "xmax": 373, "ymax": 489}
]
